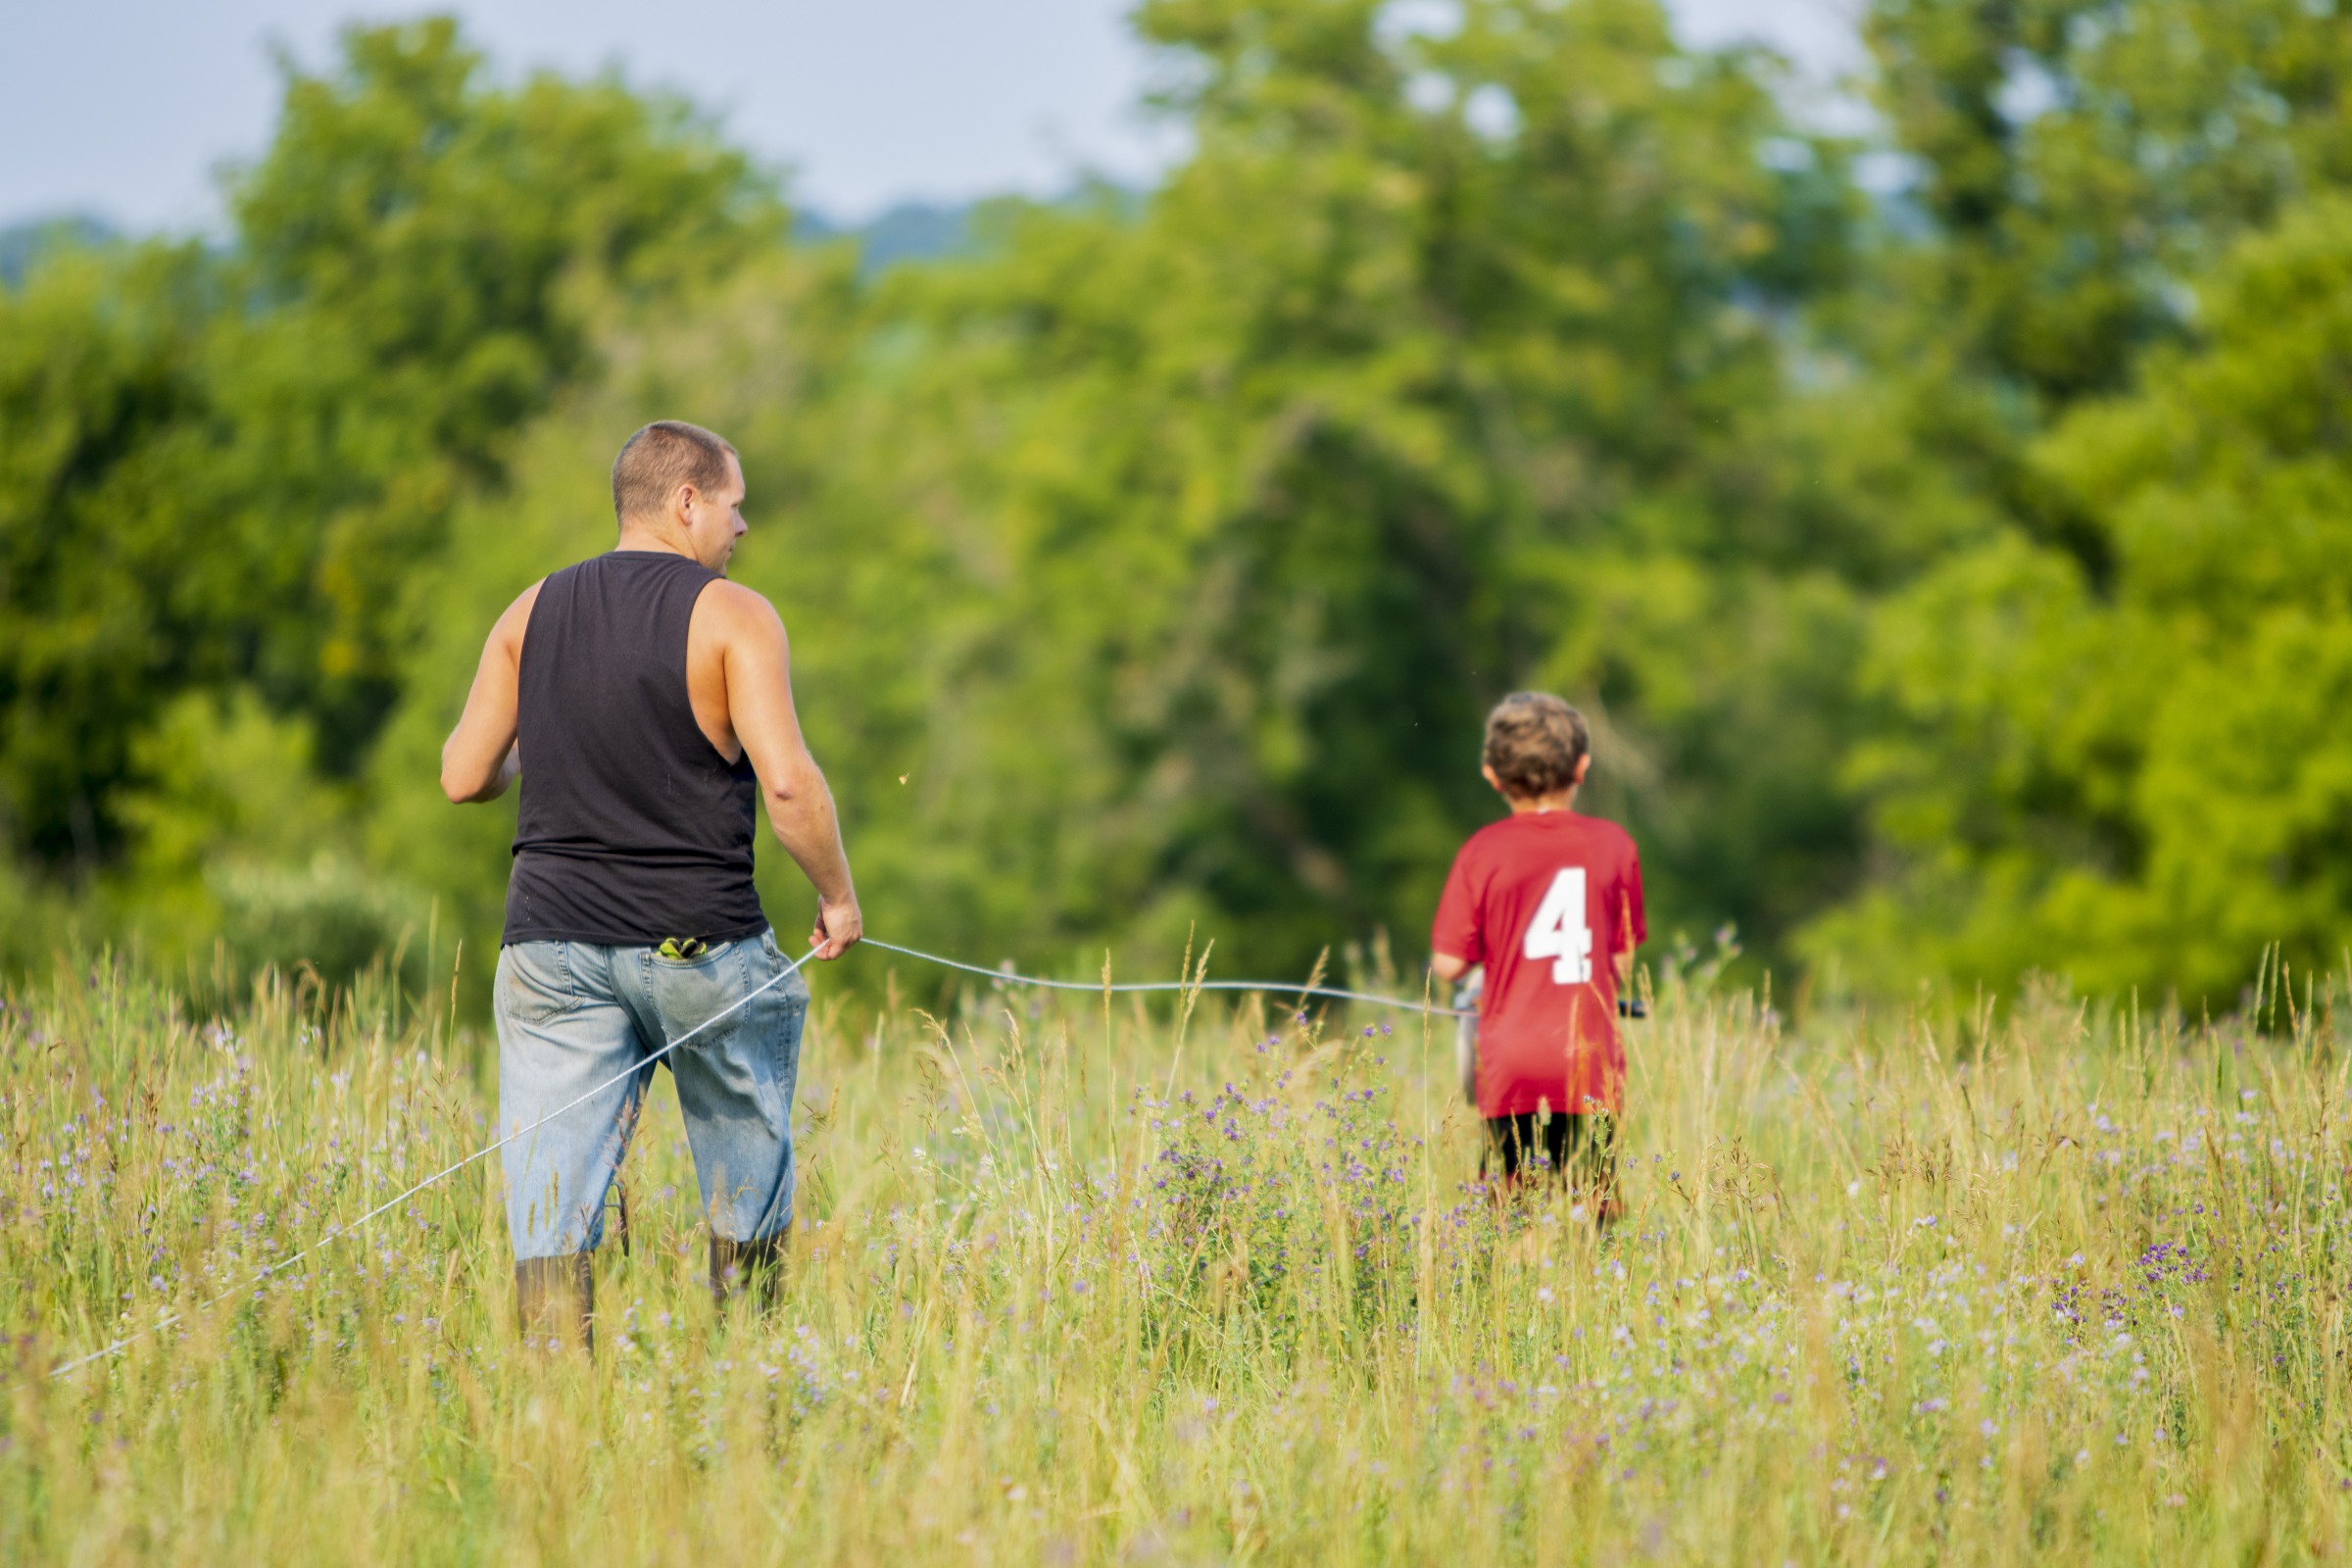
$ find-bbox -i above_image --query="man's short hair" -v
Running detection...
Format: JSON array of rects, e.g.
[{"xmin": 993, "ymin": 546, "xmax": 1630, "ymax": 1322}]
[
  {"xmin": 1483, "ymin": 692, "xmax": 1591, "ymax": 799},
  {"xmin": 612, "ymin": 420, "xmax": 737, "ymax": 522}
]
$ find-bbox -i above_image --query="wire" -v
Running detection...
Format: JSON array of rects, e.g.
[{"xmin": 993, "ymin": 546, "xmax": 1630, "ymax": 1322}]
[
  {"xmin": 48, "ymin": 946, "xmax": 812, "ymax": 1379},
  {"xmin": 49, "ymin": 933, "xmax": 1477, "ymax": 1378},
  {"xmin": 858, "ymin": 938, "xmax": 1471, "ymax": 1018}
]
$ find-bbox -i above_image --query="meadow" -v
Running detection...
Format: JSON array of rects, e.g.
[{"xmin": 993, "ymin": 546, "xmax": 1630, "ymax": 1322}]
[{"xmin": 4, "ymin": 944, "xmax": 2350, "ymax": 1564}]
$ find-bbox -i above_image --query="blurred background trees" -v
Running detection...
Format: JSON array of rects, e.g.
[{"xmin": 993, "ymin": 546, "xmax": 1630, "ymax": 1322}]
[{"xmin": 3, "ymin": 0, "xmax": 2348, "ymax": 1009}]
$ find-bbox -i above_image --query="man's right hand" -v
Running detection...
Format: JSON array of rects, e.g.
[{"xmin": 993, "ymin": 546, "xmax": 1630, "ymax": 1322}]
[
  {"xmin": 809, "ymin": 895, "xmax": 862, "ymax": 960},
  {"xmin": 441, "ymin": 586, "xmax": 539, "ymax": 804}
]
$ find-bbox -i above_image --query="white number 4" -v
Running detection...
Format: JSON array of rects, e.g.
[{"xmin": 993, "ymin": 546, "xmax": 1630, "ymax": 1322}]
[{"xmin": 1523, "ymin": 868, "xmax": 1592, "ymax": 985}]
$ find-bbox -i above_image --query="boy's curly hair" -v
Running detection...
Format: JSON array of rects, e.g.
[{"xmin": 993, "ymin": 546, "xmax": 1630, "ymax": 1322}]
[{"xmin": 1483, "ymin": 692, "xmax": 1591, "ymax": 799}]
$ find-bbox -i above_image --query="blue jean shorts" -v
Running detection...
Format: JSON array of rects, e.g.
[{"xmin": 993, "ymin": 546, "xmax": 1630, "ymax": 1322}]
[{"xmin": 493, "ymin": 929, "xmax": 809, "ymax": 1260}]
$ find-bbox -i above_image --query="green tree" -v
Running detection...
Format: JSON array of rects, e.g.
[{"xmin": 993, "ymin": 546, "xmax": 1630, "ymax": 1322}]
[
  {"xmin": 1812, "ymin": 194, "xmax": 2352, "ymax": 1003},
  {"xmin": 1804, "ymin": 0, "xmax": 2352, "ymax": 1002},
  {"xmin": 0, "ymin": 243, "xmax": 220, "ymax": 866},
  {"xmin": 220, "ymin": 18, "xmax": 780, "ymax": 760},
  {"xmin": 0, "ymin": 18, "xmax": 778, "ymax": 892},
  {"xmin": 1870, "ymin": 0, "xmax": 2352, "ymax": 404},
  {"xmin": 1857, "ymin": 0, "xmax": 2352, "ymax": 564},
  {"xmin": 661, "ymin": 0, "xmax": 1949, "ymax": 977}
]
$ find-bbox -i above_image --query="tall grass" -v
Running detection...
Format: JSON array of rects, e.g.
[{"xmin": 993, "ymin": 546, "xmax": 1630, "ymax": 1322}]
[{"xmin": 3, "ymin": 948, "xmax": 2349, "ymax": 1563}]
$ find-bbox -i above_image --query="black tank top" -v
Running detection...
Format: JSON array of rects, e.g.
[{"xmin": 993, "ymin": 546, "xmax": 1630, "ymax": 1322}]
[{"xmin": 502, "ymin": 551, "xmax": 767, "ymax": 947}]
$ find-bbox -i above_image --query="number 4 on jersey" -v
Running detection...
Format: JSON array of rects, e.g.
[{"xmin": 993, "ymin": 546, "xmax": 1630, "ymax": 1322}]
[{"xmin": 1523, "ymin": 867, "xmax": 1592, "ymax": 985}]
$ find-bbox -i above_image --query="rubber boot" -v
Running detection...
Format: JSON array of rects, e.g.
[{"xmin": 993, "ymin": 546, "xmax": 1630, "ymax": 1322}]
[
  {"xmin": 514, "ymin": 1252, "xmax": 595, "ymax": 1354},
  {"xmin": 709, "ymin": 1231, "xmax": 790, "ymax": 1314}
]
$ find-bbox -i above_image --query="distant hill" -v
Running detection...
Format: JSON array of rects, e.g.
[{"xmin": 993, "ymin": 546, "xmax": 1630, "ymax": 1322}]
[
  {"xmin": 795, "ymin": 199, "xmax": 976, "ymax": 273},
  {"xmin": 0, "ymin": 203, "xmax": 972, "ymax": 289},
  {"xmin": 796, "ymin": 185, "xmax": 1141, "ymax": 274},
  {"xmin": 4, "ymin": 197, "xmax": 1131, "ymax": 287},
  {"xmin": 0, "ymin": 214, "xmax": 119, "ymax": 288}
]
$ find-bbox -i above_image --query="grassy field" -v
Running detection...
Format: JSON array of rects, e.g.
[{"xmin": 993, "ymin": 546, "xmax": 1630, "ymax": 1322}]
[{"xmin": 4, "ymin": 947, "xmax": 2350, "ymax": 1564}]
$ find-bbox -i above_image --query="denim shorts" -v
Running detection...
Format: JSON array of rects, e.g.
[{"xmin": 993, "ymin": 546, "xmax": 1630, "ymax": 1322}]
[{"xmin": 493, "ymin": 929, "xmax": 809, "ymax": 1260}]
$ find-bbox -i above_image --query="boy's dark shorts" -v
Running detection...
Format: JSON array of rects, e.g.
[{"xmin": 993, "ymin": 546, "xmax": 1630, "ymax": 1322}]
[{"xmin": 1484, "ymin": 1111, "xmax": 1617, "ymax": 1201}]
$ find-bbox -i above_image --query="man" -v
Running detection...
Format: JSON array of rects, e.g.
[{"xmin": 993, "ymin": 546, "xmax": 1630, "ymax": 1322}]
[{"xmin": 441, "ymin": 419, "xmax": 860, "ymax": 1349}]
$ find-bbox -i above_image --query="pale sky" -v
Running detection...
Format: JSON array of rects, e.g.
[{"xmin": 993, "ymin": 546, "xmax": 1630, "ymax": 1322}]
[{"xmin": 3, "ymin": 0, "xmax": 1863, "ymax": 233}]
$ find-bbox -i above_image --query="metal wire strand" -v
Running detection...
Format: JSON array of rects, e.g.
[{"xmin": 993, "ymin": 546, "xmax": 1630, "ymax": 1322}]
[
  {"xmin": 858, "ymin": 938, "xmax": 1470, "ymax": 1017},
  {"xmin": 48, "ymin": 946, "xmax": 813, "ymax": 1379},
  {"xmin": 50, "ymin": 933, "xmax": 1475, "ymax": 1378}
]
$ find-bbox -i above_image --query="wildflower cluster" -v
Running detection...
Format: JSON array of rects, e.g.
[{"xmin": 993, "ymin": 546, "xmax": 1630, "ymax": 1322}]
[{"xmin": 1142, "ymin": 1029, "xmax": 1419, "ymax": 1337}]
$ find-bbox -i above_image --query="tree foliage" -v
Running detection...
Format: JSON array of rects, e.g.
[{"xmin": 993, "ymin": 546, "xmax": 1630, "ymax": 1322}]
[
  {"xmin": 0, "ymin": 19, "xmax": 775, "ymax": 877},
  {"xmin": 3, "ymin": 0, "xmax": 2347, "ymax": 1005},
  {"xmin": 621, "ymin": 0, "xmax": 1939, "ymax": 978},
  {"xmin": 1870, "ymin": 0, "xmax": 2352, "ymax": 404},
  {"xmin": 1805, "ymin": 0, "xmax": 2352, "ymax": 1004},
  {"xmin": 1820, "ymin": 196, "xmax": 2352, "ymax": 1002}
]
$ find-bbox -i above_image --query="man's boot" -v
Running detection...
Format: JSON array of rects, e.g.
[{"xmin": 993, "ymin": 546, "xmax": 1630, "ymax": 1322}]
[
  {"xmin": 515, "ymin": 1252, "xmax": 595, "ymax": 1354},
  {"xmin": 709, "ymin": 1231, "xmax": 789, "ymax": 1314}
]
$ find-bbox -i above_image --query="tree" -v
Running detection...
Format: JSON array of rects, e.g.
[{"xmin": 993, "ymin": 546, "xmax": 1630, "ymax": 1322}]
[
  {"xmin": 1812, "ymin": 195, "xmax": 2352, "ymax": 1003},
  {"xmin": 0, "ymin": 18, "xmax": 778, "ymax": 882},
  {"xmin": 1858, "ymin": 0, "xmax": 2352, "ymax": 570},
  {"xmin": 0, "ymin": 243, "xmax": 220, "ymax": 866},
  {"xmin": 680, "ymin": 0, "xmax": 1936, "ymax": 976},
  {"xmin": 221, "ymin": 18, "xmax": 781, "ymax": 761},
  {"xmin": 1870, "ymin": 0, "xmax": 2352, "ymax": 406}
]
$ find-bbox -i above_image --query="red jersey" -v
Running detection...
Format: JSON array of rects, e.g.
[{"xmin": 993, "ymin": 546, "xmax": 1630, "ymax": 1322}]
[{"xmin": 1432, "ymin": 810, "xmax": 1646, "ymax": 1118}]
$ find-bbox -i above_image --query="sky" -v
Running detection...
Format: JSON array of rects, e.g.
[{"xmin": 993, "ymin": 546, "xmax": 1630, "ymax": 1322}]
[{"xmin": 2, "ymin": 0, "xmax": 1864, "ymax": 233}]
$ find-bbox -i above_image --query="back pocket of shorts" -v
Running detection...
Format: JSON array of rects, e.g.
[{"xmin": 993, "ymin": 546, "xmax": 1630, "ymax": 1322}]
[{"xmin": 498, "ymin": 943, "xmax": 577, "ymax": 1024}]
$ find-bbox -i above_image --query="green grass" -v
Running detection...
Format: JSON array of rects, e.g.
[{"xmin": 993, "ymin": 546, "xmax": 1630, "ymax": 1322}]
[{"xmin": 4, "ymin": 950, "xmax": 2351, "ymax": 1563}]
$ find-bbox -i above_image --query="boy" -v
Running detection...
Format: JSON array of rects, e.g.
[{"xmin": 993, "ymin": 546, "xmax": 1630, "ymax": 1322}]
[{"xmin": 1431, "ymin": 692, "xmax": 1645, "ymax": 1210}]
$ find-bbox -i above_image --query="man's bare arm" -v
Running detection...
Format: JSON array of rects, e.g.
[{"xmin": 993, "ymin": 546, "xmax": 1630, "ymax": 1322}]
[
  {"xmin": 710, "ymin": 584, "xmax": 861, "ymax": 959},
  {"xmin": 441, "ymin": 586, "xmax": 537, "ymax": 804}
]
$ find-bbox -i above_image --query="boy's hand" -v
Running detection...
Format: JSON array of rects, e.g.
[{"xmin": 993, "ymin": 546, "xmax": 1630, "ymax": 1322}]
[{"xmin": 1430, "ymin": 952, "xmax": 1470, "ymax": 983}]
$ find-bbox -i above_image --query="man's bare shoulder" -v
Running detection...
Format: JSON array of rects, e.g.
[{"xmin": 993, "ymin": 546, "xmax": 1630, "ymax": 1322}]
[{"xmin": 696, "ymin": 579, "xmax": 788, "ymax": 646}]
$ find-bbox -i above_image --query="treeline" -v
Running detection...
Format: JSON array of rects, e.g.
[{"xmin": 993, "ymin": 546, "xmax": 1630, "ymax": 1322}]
[{"xmin": 5, "ymin": 0, "xmax": 2351, "ymax": 1008}]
